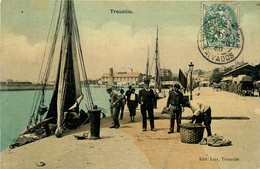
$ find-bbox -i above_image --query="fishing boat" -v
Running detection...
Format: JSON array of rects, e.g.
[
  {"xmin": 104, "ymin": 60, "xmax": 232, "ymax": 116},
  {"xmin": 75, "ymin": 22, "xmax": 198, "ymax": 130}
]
[
  {"xmin": 10, "ymin": 0, "xmax": 96, "ymax": 148},
  {"xmin": 150, "ymin": 27, "xmax": 165, "ymax": 98},
  {"xmin": 139, "ymin": 45, "xmax": 151, "ymax": 88},
  {"xmin": 107, "ymin": 67, "xmax": 115, "ymax": 87},
  {"xmin": 145, "ymin": 45, "xmax": 151, "ymax": 81},
  {"xmin": 107, "ymin": 67, "xmax": 121, "ymax": 91},
  {"xmin": 154, "ymin": 27, "xmax": 162, "ymax": 93}
]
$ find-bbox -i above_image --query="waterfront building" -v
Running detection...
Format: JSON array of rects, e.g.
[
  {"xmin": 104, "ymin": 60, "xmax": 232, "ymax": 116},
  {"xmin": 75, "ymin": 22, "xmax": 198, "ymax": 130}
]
[
  {"xmin": 159, "ymin": 69, "xmax": 173, "ymax": 77},
  {"xmin": 101, "ymin": 72, "xmax": 143, "ymax": 86}
]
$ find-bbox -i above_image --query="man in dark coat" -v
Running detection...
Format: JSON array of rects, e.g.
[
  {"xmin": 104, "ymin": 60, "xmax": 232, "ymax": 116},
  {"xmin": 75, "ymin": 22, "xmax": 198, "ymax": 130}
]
[
  {"xmin": 125, "ymin": 85, "xmax": 132, "ymax": 101},
  {"xmin": 138, "ymin": 79, "xmax": 156, "ymax": 131},
  {"xmin": 119, "ymin": 89, "xmax": 126, "ymax": 120},
  {"xmin": 166, "ymin": 84, "xmax": 184, "ymax": 133}
]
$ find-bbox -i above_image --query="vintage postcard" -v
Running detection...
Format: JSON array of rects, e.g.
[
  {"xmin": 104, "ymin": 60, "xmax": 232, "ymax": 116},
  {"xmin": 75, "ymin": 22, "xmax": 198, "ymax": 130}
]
[{"xmin": 1, "ymin": 0, "xmax": 260, "ymax": 169}]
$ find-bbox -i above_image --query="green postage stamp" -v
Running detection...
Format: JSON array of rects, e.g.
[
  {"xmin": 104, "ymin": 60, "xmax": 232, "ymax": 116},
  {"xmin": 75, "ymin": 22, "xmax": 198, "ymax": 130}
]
[{"xmin": 198, "ymin": 2, "xmax": 244, "ymax": 64}]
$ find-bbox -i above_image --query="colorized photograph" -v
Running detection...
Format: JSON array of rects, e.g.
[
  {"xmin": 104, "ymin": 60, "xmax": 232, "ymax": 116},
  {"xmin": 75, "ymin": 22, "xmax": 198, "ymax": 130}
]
[{"xmin": 1, "ymin": 0, "xmax": 260, "ymax": 169}]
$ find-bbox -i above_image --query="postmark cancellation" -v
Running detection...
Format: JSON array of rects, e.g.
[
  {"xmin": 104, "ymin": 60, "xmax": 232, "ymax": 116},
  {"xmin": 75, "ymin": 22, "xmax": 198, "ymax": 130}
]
[{"xmin": 198, "ymin": 2, "xmax": 244, "ymax": 65}]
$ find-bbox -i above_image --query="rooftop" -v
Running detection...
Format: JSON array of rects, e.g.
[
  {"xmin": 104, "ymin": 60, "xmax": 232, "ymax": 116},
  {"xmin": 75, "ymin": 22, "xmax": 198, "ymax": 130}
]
[{"xmin": 223, "ymin": 63, "xmax": 254, "ymax": 77}]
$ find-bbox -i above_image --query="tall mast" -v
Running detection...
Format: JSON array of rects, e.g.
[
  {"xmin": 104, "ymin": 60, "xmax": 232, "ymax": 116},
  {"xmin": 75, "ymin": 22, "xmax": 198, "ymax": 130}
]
[
  {"xmin": 155, "ymin": 26, "xmax": 159, "ymax": 63},
  {"xmin": 155, "ymin": 26, "xmax": 161, "ymax": 92},
  {"xmin": 55, "ymin": 0, "xmax": 84, "ymax": 136},
  {"xmin": 146, "ymin": 45, "xmax": 149, "ymax": 78}
]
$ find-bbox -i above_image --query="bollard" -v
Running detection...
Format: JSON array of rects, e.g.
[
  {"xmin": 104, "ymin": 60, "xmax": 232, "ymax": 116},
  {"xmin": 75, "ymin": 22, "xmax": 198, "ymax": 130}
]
[{"xmin": 89, "ymin": 109, "xmax": 101, "ymax": 139}]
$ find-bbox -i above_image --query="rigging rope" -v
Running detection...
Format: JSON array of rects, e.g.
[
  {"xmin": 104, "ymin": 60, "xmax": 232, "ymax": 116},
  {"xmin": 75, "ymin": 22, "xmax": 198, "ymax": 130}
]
[
  {"xmin": 28, "ymin": 0, "xmax": 105, "ymax": 129},
  {"xmin": 28, "ymin": 0, "xmax": 62, "ymax": 126},
  {"xmin": 71, "ymin": 2, "xmax": 94, "ymax": 110}
]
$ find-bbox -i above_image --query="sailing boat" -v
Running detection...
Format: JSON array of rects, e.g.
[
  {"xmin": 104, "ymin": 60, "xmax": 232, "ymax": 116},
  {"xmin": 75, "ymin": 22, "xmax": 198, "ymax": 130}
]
[
  {"xmin": 10, "ymin": 0, "xmax": 94, "ymax": 148},
  {"xmin": 150, "ymin": 26, "xmax": 165, "ymax": 98},
  {"xmin": 138, "ymin": 45, "xmax": 151, "ymax": 88},
  {"xmin": 154, "ymin": 26, "xmax": 162, "ymax": 93},
  {"xmin": 145, "ymin": 45, "xmax": 150, "ymax": 80},
  {"xmin": 108, "ymin": 67, "xmax": 115, "ymax": 87},
  {"xmin": 107, "ymin": 67, "xmax": 121, "ymax": 91}
]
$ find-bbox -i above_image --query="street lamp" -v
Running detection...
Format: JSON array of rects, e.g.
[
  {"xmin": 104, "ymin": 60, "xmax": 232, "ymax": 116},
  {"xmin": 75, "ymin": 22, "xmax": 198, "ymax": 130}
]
[{"xmin": 189, "ymin": 62, "xmax": 194, "ymax": 100}]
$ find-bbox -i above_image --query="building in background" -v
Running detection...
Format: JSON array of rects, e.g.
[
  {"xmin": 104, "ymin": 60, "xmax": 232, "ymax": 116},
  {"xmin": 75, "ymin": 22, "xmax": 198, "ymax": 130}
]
[
  {"xmin": 101, "ymin": 72, "xmax": 143, "ymax": 86},
  {"xmin": 159, "ymin": 69, "xmax": 172, "ymax": 77},
  {"xmin": 199, "ymin": 71, "xmax": 212, "ymax": 87},
  {"xmin": 160, "ymin": 68, "xmax": 173, "ymax": 81},
  {"xmin": 223, "ymin": 63, "xmax": 254, "ymax": 78},
  {"xmin": 192, "ymin": 69, "xmax": 211, "ymax": 87}
]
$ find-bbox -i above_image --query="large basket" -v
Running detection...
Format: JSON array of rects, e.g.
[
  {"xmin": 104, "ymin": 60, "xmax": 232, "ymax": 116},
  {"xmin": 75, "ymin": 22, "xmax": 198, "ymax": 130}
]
[{"xmin": 180, "ymin": 123, "xmax": 205, "ymax": 144}]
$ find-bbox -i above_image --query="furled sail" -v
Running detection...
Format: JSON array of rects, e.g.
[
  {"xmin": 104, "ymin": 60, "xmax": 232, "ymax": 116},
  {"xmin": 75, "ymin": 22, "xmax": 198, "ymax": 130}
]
[
  {"xmin": 54, "ymin": 1, "xmax": 83, "ymax": 136},
  {"xmin": 108, "ymin": 67, "xmax": 115, "ymax": 87}
]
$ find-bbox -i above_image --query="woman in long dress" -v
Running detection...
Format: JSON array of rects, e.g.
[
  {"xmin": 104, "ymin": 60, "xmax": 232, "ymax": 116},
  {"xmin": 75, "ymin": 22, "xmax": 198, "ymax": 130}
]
[{"xmin": 127, "ymin": 88, "xmax": 139, "ymax": 122}]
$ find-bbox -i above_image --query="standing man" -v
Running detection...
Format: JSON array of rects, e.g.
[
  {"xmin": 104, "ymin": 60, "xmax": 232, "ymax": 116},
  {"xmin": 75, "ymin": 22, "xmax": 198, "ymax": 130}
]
[
  {"xmin": 139, "ymin": 79, "xmax": 156, "ymax": 131},
  {"xmin": 119, "ymin": 89, "xmax": 126, "ymax": 120},
  {"xmin": 106, "ymin": 87, "xmax": 121, "ymax": 129},
  {"xmin": 189, "ymin": 100, "xmax": 212, "ymax": 137},
  {"xmin": 125, "ymin": 85, "xmax": 132, "ymax": 113},
  {"xmin": 166, "ymin": 84, "xmax": 184, "ymax": 134},
  {"xmin": 125, "ymin": 85, "xmax": 132, "ymax": 99}
]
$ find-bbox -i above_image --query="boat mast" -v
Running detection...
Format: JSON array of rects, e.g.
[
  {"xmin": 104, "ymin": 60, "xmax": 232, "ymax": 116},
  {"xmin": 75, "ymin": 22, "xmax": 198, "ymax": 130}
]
[
  {"xmin": 28, "ymin": 0, "xmax": 64, "ymax": 127},
  {"xmin": 155, "ymin": 26, "xmax": 161, "ymax": 92},
  {"xmin": 146, "ymin": 45, "xmax": 150, "ymax": 79}
]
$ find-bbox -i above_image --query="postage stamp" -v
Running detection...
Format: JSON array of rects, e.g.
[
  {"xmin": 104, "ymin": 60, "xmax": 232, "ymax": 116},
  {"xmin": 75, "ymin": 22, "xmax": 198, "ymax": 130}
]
[{"xmin": 198, "ymin": 2, "xmax": 244, "ymax": 64}]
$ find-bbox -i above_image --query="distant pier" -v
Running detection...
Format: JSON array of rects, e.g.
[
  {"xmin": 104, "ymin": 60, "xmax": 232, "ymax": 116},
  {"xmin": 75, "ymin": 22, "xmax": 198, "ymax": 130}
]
[{"xmin": 0, "ymin": 84, "xmax": 54, "ymax": 91}]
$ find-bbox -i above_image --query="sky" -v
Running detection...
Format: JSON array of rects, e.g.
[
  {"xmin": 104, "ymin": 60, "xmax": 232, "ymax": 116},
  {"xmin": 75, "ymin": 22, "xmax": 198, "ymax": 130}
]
[{"xmin": 1, "ymin": 0, "xmax": 260, "ymax": 82}]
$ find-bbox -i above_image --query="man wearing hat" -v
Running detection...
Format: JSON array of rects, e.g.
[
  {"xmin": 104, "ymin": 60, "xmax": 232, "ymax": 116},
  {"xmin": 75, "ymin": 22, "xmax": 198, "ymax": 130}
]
[
  {"xmin": 119, "ymin": 89, "xmax": 126, "ymax": 120},
  {"xmin": 166, "ymin": 84, "xmax": 184, "ymax": 133},
  {"xmin": 125, "ymin": 85, "xmax": 132, "ymax": 101},
  {"xmin": 106, "ymin": 87, "xmax": 121, "ymax": 128},
  {"xmin": 138, "ymin": 79, "xmax": 156, "ymax": 131}
]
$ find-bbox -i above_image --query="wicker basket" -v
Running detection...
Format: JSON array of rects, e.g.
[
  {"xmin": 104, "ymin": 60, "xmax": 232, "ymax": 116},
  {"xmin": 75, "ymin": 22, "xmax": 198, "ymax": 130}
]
[{"xmin": 180, "ymin": 123, "xmax": 205, "ymax": 144}]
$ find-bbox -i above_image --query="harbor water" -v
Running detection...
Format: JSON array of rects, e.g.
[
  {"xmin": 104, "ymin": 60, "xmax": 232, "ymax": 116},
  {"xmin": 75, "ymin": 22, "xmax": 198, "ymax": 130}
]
[{"xmin": 0, "ymin": 87, "xmax": 132, "ymax": 151}]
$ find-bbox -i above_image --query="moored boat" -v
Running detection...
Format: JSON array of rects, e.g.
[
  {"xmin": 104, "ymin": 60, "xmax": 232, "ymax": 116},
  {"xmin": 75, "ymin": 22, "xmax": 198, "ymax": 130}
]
[{"xmin": 10, "ymin": 0, "xmax": 97, "ymax": 148}]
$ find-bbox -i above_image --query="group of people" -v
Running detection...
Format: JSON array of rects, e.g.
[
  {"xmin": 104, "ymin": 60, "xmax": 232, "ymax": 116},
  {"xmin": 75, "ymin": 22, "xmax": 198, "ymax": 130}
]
[
  {"xmin": 106, "ymin": 79, "xmax": 156, "ymax": 131},
  {"xmin": 166, "ymin": 84, "xmax": 212, "ymax": 136},
  {"xmin": 106, "ymin": 85, "xmax": 139, "ymax": 129},
  {"xmin": 106, "ymin": 80, "xmax": 212, "ymax": 137}
]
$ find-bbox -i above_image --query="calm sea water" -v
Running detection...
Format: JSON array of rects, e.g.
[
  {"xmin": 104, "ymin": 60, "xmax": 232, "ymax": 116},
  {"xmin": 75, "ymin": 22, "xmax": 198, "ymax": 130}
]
[{"xmin": 0, "ymin": 87, "xmax": 131, "ymax": 151}]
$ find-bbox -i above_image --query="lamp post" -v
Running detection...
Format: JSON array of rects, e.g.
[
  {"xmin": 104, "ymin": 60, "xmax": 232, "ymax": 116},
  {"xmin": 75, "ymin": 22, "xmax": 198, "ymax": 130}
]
[{"xmin": 189, "ymin": 62, "xmax": 194, "ymax": 100}]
